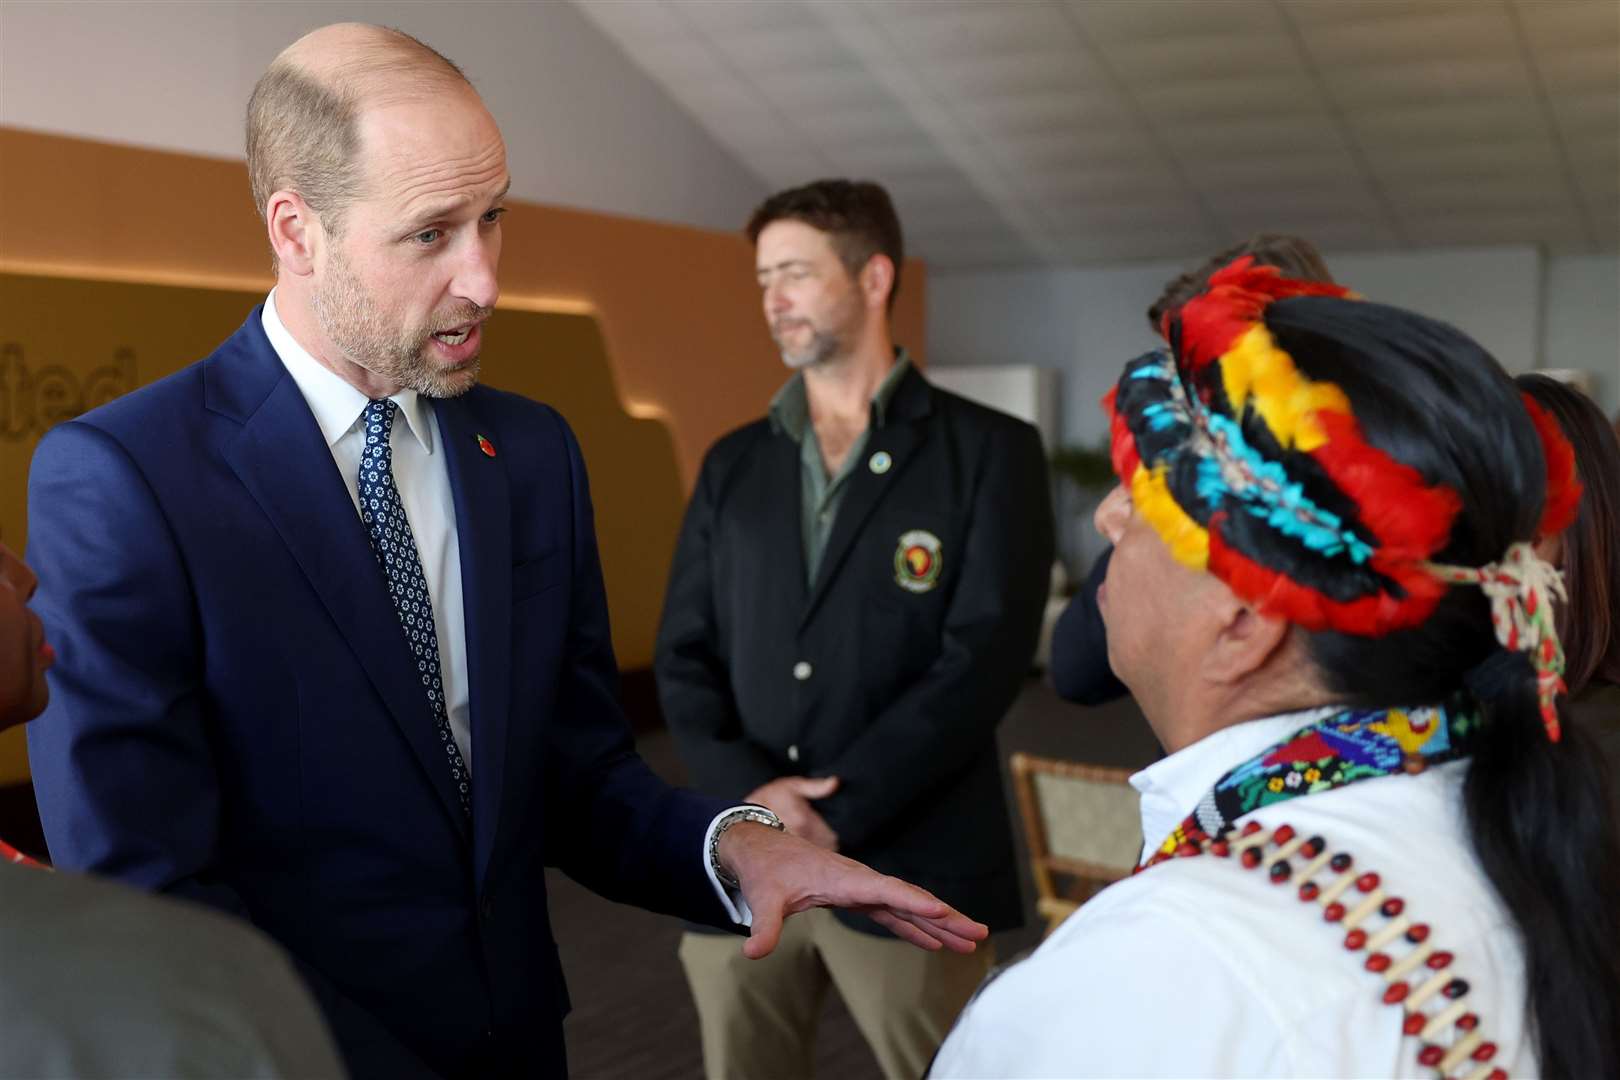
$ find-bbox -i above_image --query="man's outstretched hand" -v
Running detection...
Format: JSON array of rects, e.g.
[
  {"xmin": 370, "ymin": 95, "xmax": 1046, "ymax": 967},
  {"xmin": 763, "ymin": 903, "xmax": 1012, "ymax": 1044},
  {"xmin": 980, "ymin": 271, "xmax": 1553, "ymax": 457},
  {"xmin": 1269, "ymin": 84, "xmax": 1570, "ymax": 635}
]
[{"xmin": 716, "ymin": 821, "xmax": 990, "ymax": 961}]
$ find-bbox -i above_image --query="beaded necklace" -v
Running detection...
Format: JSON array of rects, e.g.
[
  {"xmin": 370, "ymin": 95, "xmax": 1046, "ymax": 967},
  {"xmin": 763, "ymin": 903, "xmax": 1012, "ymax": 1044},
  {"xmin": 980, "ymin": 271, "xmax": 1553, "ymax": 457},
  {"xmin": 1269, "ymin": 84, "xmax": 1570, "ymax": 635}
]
[
  {"xmin": 1138, "ymin": 701, "xmax": 1508, "ymax": 1080},
  {"xmin": 1140, "ymin": 697, "xmax": 1478, "ymax": 868}
]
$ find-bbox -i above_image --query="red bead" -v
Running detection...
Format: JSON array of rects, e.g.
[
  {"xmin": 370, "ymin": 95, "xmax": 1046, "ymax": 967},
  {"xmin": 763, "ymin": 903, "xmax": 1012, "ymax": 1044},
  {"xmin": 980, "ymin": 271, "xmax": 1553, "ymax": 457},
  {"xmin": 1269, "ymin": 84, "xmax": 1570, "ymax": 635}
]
[
  {"xmin": 1426, "ymin": 950, "xmax": 1454, "ymax": 970},
  {"xmin": 1177, "ymin": 842, "xmax": 1201, "ymax": 858},
  {"xmin": 1406, "ymin": 923, "xmax": 1430, "ymax": 944},
  {"xmin": 1330, "ymin": 852, "xmax": 1353, "ymax": 872},
  {"xmin": 1457, "ymin": 1013, "xmax": 1479, "ymax": 1031},
  {"xmin": 1241, "ymin": 848, "xmax": 1262, "ymax": 869},
  {"xmin": 1271, "ymin": 824, "xmax": 1295, "ymax": 845},
  {"xmin": 1210, "ymin": 840, "xmax": 1230, "ymax": 858},
  {"xmin": 1401, "ymin": 1012, "xmax": 1425, "ymax": 1035},
  {"xmin": 1324, "ymin": 902, "xmax": 1346, "ymax": 922},
  {"xmin": 1269, "ymin": 861, "xmax": 1291, "ymax": 883},
  {"xmin": 1473, "ymin": 1042, "xmax": 1498, "ymax": 1062},
  {"xmin": 1487, "ymin": 1070, "xmax": 1506, "ymax": 1080},
  {"xmin": 1380, "ymin": 897, "xmax": 1405, "ymax": 918},
  {"xmin": 1343, "ymin": 928, "xmax": 1367, "ymax": 950},
  {"xmin": 1301, "ymin": 835, "xmax": 1324, "ymax": 857},
  {"xmin": 1417, "ymin": 1045, "xmax": 1444, "ymax": 1067},
  {"xmin": 1383, "ymin": 982, "xmax": 1410, "ymax": 1005},
  {"xmin": 1298, "ymin": 881, "xmax": 1320, "ymax": 901},
  {"xmin": 1242, "ymin": 821, "xmax": 1263, "ymax": 836},
  {"xmin": 1356, "ymin": 872, "xmax": 1380, "ymax": 893},
  {"xmin": 1366, "ymin": 952, "xmax": 1392, "ymax": 973}
]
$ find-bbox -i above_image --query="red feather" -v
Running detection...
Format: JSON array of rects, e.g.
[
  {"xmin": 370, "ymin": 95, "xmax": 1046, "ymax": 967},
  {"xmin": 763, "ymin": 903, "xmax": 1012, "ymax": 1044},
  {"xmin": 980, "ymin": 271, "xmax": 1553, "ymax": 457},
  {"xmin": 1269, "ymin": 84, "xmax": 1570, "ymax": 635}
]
[
  {"xmin": 1209, "ymin": 526, "xmax": 1447, "ymax": 636},
  {"xmin": 1521, "ymin": 392, "xmax": 1582, "ymax": 538},
  {"xmin": 1103, "ymin": 386, "xmax": 1140, "ymax": 481},
  {"xmin": 1176, "ymin": 257, "xmax": 1350, "ymax": 372},
  {"xmin": 1307, "ymin": 410, "xmax": 1461, "ymax": 563}
]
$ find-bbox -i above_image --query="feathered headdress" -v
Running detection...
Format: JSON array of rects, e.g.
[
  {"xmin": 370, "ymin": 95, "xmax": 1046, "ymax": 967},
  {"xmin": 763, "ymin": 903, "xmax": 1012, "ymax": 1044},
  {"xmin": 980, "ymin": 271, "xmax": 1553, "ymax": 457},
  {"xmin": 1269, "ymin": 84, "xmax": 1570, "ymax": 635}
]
[{"xmin": 1103, "ymin": 257, "xmax": 1583, "ymax": 737}]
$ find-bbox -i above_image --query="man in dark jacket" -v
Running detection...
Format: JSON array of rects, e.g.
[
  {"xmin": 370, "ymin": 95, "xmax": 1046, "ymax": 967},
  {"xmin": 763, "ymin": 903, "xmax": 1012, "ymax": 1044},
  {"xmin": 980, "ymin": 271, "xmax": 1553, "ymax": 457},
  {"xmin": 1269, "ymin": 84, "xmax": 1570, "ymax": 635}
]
[{"xmin": 657, "ymin": 180, "xmax": 1054, "ymax": 1080}]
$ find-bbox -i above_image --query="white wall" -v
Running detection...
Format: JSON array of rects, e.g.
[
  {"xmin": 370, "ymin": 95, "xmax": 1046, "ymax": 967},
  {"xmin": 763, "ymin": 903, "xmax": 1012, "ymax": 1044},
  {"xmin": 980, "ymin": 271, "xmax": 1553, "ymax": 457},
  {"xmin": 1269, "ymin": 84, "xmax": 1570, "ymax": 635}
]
[
  {"xmin": 1544, "ymin": 255, "xmax": 1620, "ymax": 406},
  {"xmin": 932, "ymin": 246, "xmax": 1618, "ymax": 572},
  {"xmin": 0, "ymin": 0, "xmax": 766, "ymax": 232},
  {"xmin": 931, "ymin": 246, "xmax": 1619, "ymax": 451},
  {"xmin": 927, "ymin": 366, "xmax": 1059, "ymax": 450}
]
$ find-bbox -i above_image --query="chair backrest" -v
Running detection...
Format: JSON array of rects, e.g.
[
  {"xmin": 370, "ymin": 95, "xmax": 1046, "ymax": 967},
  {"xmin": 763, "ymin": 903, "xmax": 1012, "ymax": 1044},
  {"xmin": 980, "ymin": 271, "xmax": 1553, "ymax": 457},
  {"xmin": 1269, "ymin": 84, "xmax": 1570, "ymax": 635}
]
[{"xmin": 1010, "ymin": 753, "xmax": 1143, "ymax": 930}]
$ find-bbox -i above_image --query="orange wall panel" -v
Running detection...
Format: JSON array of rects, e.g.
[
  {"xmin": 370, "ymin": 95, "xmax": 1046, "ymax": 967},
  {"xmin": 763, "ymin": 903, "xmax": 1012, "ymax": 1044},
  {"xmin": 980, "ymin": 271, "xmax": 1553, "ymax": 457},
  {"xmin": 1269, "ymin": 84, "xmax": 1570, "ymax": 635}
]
[{"xmin": 0, "ymin": 128, "xmax": 928, "ymax": 487}]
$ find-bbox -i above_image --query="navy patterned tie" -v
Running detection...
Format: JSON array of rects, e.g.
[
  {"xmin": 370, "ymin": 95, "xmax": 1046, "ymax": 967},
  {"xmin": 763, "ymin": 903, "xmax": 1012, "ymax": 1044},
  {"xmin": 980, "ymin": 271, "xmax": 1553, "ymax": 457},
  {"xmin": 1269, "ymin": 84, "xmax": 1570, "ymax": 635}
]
[{"xmin": 357, "ymin": 399, "xmax": 472, "ymax": 819}]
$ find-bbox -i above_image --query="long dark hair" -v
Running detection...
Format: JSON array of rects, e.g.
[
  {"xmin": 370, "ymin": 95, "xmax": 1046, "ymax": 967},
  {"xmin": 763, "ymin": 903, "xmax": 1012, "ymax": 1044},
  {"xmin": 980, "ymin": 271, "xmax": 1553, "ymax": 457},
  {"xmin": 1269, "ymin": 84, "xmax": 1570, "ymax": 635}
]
[
  {"xmin": 1262, "ymin": 298, "xmax": 1620, "ymax": 1076},
  {"xmin": 1517, "ymin": 373, "xmax": 1620, "ymax": 694}
]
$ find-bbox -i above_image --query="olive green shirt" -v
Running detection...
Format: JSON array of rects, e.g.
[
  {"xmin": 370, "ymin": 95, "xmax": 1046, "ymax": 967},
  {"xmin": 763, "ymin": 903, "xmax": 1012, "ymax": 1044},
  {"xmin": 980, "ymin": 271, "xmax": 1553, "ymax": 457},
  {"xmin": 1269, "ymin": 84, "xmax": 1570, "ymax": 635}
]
[{"xmin": 769, "ymin": 351, "xmax": 912, "ymax": 584}]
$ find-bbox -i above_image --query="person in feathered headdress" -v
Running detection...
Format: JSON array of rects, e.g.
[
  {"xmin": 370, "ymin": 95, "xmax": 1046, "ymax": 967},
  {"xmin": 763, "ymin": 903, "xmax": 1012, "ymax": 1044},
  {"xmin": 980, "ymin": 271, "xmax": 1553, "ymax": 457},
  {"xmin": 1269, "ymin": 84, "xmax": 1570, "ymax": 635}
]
[{"xmin": 932, "ymin": 260, "xmax": 1620, "ymax": 1078}]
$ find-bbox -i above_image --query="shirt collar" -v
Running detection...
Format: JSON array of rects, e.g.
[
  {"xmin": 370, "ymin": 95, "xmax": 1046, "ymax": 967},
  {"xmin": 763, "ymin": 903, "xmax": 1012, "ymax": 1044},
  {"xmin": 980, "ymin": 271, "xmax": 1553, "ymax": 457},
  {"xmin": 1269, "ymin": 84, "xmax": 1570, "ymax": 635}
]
[
  {"xmin": 769, "ymin": 348, "xmax": 912, "ymax": 442},
  {"xmin": 1130, "ymin": 705, "xmax": 1342, "ymax": 858},
  {"xmin": 261, "ymin": 290, "xmax": 436, "ymax": 455}
]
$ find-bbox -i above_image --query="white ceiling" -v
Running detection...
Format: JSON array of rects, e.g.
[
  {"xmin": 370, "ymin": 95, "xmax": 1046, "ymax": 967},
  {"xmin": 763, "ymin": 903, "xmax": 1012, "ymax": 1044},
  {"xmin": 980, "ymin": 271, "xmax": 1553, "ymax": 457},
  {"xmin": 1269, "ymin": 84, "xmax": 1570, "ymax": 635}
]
[{"xmin": 572, "ymin": 0, "xmax": 1619, "ymax": 269}]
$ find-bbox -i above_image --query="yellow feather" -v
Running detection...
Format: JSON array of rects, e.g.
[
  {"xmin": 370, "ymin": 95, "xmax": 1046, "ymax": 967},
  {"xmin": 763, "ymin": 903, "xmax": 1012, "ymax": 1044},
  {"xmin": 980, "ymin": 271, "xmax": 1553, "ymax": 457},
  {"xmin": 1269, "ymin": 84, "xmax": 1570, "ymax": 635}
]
[
  {"xmin": 1219, "ymin": 325, "xmax": 1350, "ymax": 452},
  {"xmin": 1132, "ymin": 465, "xmax": 1209, "ymax": 569}
]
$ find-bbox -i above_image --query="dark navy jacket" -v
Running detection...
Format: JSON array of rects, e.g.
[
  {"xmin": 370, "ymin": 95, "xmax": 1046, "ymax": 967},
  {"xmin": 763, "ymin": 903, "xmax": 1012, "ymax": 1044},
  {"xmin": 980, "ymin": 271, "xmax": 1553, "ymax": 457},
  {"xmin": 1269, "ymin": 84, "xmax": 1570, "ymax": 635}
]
[
  {"xmin": 26, "ymin": 310, "xmax": 733, "ymax": 1078},
  {"xmin": 657, "ymin": 368, "xmax": 1053, "ymax": 936}
]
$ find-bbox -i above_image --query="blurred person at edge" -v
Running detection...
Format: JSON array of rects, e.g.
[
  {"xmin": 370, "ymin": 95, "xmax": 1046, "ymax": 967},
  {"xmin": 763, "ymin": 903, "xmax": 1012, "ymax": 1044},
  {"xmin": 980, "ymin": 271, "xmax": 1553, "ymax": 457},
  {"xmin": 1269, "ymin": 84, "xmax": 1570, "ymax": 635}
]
[
  {"xmin": 657, "ymin": 179, "xmax": 1053, "ymax": 1080},
  {"xmin": 1515, "ymin": 374, "xmax": 1620, "ymax": 770},
  {"xmin": 23, "ymin": 24, "xmax": 987, "ymax": 1080},
  {"xmin": 0, "ymin": 538, "xmax": 346, "ymax": 1078},
  {"xmin": 1049, "ymin": 234, "xmax": 1335, "ymax": 709},
  {"xmin": 932, "ymin": 262, "xmax": 1620, "ymax": 1076}
]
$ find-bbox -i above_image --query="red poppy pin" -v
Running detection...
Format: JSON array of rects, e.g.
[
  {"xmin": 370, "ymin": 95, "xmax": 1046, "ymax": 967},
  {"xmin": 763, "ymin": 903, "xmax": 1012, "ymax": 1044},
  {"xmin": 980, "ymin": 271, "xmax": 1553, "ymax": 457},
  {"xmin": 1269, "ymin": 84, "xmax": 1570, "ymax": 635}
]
[{"xmin": 476, "ymin": 434, "xmax": 497, "ymax": 458}]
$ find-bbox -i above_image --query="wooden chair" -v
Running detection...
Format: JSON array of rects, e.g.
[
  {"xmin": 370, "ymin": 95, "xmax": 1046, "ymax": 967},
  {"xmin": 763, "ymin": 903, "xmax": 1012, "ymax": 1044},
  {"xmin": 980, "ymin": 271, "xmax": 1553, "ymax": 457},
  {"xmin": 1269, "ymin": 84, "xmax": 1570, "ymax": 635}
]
[{"xmin": 1009, "ymin": 753, "xmax": 1143, "ymax": 936}]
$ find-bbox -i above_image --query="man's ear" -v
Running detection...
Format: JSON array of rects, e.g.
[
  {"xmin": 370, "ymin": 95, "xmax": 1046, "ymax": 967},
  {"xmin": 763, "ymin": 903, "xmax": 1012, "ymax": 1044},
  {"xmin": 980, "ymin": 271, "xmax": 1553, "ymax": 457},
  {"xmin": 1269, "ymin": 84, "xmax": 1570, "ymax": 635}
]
[
  {"xmin": 1202, "ymin": 600, "xmax": 1291, "ymax": 686},
  {"xmin": 266, "ymin": 190, "xmax": 321, "ymax": 276},
  {"xmin": 858, "ymin": 254, "xmax": 895, "ymax": 312}
]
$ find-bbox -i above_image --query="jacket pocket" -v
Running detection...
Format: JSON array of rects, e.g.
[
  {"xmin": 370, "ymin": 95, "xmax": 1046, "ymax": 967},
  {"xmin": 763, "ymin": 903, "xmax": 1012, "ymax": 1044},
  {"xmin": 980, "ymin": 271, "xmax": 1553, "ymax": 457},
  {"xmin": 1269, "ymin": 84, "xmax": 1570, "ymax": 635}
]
[{"xmin": 512, "ymin": 549, "xmax": 564, "ymax": 602}]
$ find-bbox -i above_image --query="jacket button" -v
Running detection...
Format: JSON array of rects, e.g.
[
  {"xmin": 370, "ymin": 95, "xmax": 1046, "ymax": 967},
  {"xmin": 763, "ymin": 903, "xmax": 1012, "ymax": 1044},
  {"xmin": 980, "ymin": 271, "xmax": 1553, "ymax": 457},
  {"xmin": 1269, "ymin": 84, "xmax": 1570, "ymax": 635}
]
[
  {"xmin": 787, "ymin": 744, "xmax": 800, "ymax": 763},
  {"xmin": 792, "ymin": 661, "xmax": 813, "ymax": 681}
]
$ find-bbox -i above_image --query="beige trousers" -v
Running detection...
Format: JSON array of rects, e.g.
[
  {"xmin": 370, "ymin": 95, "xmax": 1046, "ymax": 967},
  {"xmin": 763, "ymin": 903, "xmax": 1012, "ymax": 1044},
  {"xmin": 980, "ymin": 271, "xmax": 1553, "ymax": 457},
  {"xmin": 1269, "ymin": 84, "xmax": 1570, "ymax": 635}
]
[{"xmin": 678, "ymin": 908, "xmax": 993, "ymax": 1080}]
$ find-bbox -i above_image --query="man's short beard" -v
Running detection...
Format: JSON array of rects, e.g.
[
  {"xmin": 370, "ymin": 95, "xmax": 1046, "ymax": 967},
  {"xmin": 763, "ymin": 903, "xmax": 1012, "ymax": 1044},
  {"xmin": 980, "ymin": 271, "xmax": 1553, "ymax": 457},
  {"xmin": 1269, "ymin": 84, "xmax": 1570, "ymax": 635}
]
[
  {"xmin": 312, "ymin": 249, "xmax": 486, "ymax": 399},
  {"xmin": 774, "ymin": 292, "xmax": 863, "ymax": 371},
  {"xmin": 777, "ymin": 325, "xmax": 844, "ymax": 370}
]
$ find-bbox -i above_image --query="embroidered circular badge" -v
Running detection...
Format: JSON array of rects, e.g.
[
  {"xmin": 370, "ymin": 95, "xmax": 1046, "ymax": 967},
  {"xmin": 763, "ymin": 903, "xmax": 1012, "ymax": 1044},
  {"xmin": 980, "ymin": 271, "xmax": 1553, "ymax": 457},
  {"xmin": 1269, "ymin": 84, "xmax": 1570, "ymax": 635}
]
[{"xmin": 894, "ymin": 529, "xmax": 943, "ymax": 593}]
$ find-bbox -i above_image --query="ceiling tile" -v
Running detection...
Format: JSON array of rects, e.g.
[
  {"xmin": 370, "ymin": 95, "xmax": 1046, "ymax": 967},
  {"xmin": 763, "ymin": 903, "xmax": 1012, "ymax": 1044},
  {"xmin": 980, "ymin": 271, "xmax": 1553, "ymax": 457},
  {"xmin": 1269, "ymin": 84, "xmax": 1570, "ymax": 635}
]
[
  {"xmin": 1315, "ymin": 57, "xmax": 1535, "ymax": 108},
  {"xmin": 1158, "ymin": 115, "xmax": 1346, "ymax": 155},
  {"xmin": 1280, "ymin": 1, "xmax": 1485, "ymax": 27},
  {"xmin": 1345, "ymin": 100, "xmax": 1546, "ymax": 144},
  {"xmin": 1292, "ymin": 9, "xmax": 1518, "ymax": 68},
  {"xmin": 1065, "ymin": 0, "xmax": 1281, "ymax": 40},
  {"xmin": 1132, "ymin": 75, "xmax": 1327, "ymax": 122},
  {"xmin": 573, "ymin": 0, "xmax": 1619, "ymax": 266},
  {"xmin": 1512, "ymin": 0, "xmax": 1620, "ymax": 53}
]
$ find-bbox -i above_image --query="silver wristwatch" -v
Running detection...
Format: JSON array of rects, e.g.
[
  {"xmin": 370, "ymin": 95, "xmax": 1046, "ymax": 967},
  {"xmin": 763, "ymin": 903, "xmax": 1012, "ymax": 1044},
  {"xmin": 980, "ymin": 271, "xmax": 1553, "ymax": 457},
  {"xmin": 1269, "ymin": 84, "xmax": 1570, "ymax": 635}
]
[{"xmin": 708, "ymin": 806, "xmax": 785, "ymax": 889}]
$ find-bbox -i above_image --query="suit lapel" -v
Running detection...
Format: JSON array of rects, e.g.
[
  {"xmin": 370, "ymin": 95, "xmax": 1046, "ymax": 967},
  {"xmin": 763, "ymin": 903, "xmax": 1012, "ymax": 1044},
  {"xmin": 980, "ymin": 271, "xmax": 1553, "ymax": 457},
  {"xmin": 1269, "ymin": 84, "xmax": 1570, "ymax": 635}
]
[
  {"xmin": 435, "ymin": 397, "xmax": 511, "ymax": 886},
  {"xmin": 800, "ymin": 422, "xmax": 924, "ymax": 628},
  {"xmin": 756, "ymin": 432, "xmax": 810, "ymax": 611},
  {"xmin": 214, "ymin": 318, "xmax": 472, "ymax": 843},
  {"xmin": 800, "ymin": 367, "xmax": 935, "ymax": 628}
]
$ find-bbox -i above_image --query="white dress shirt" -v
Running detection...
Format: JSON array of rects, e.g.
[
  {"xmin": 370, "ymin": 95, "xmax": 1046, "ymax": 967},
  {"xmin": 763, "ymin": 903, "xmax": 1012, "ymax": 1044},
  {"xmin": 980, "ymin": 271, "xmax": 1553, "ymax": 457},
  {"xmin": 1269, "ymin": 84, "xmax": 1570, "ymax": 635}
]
[
  {"xmin": 932, "ymin": 708, "xmax": 1536, "ymax": 1078},
  {"xmin": 262, "ymin": 293, "xmax": 749, "ymax": 924},
  {"xmin": 263, "ymin": 292, "xmax": 473, "ymax": 769}
]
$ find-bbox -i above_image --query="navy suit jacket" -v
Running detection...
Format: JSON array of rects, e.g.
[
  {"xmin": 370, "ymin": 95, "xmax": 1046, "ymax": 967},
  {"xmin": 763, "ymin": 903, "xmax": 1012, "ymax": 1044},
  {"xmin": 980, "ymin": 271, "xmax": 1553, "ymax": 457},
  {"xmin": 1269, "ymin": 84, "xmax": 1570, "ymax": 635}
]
[
  {"xmin": 1049, "ymin": 548, "xmax": 1128, "ymax": 706},
  {"xmin": 26, "ymin": 310, "xmax": 735, "ymax": 1078}
]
